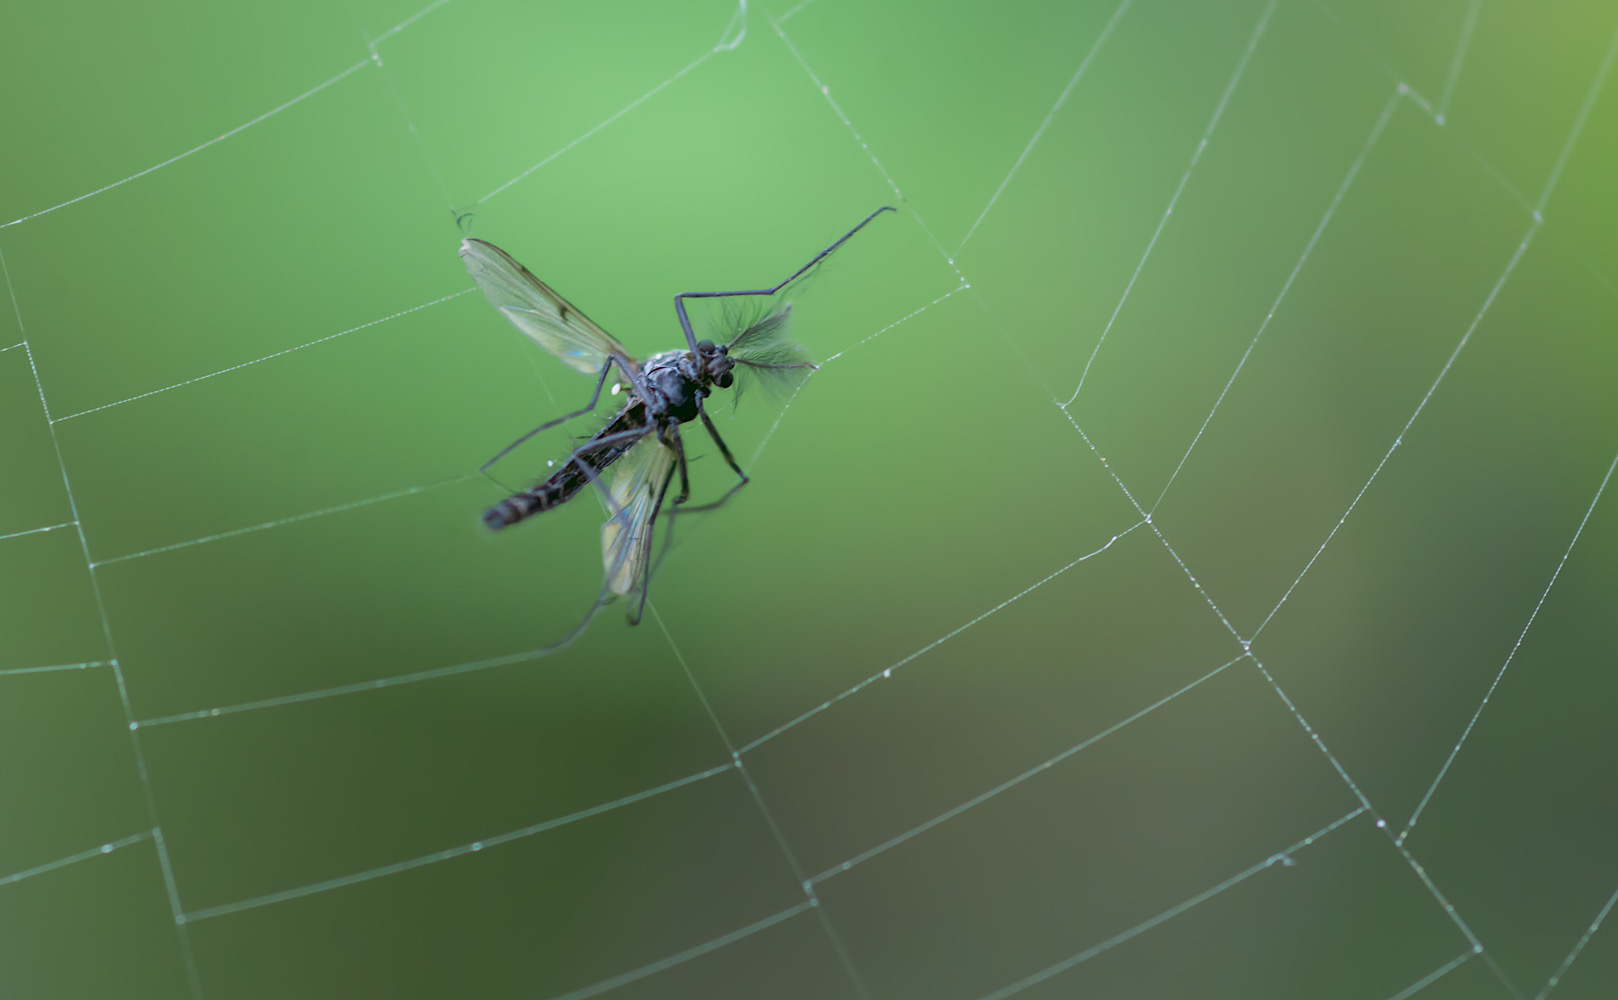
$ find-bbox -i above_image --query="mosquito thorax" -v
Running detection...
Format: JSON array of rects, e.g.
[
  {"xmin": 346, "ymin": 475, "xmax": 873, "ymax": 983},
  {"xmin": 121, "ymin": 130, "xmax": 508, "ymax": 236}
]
[{"xmin": 643, "ymin": 349, "xmax": 702, "ymax": 423}]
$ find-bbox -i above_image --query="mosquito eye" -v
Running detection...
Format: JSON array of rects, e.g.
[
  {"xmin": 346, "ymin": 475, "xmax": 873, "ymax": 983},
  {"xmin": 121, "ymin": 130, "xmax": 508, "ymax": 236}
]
[
  {"xmin": 696, "ymin": 339, "xmax": 715, "ymax": 354},
  {"xmin": 717, "ymin": 371, "xmax": 734, "ymax": 389}
]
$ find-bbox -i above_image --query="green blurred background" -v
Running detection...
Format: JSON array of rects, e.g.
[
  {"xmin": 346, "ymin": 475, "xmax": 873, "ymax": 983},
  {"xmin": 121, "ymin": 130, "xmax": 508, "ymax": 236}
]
[{"xmin": 3, "ymin": 1, "xmax": 1617, "ymax": 997}]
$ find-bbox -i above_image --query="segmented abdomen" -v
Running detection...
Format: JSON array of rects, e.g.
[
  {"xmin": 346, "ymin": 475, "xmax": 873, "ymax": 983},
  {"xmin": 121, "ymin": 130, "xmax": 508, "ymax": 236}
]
[{"xmin": 482, "ymin": 401, "xmax": 648, "ymax": 530}]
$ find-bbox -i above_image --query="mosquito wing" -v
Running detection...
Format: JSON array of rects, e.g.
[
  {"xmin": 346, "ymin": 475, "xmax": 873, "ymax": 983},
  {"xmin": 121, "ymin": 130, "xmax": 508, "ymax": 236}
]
[
  {"xmin": 460, "ymin": 238, "xmax": 639, "ymax": 377},
  {"xmin": 600, "ymin": 434, "xmax": 676, "ymax": 601}
]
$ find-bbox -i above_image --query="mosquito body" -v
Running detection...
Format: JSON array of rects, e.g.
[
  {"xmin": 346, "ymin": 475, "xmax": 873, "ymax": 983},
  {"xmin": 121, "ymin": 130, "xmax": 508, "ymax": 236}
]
[
  {"xmin": 481, "ymin": 394, "xmax": 648, "ymax": 529},
  {"xmin": 461, "ymin": 205, "xmax": 893, "ymax": 622},
  {"xmin": 480, "ymin": 343, "xmax": 735, "ymax": 531}
]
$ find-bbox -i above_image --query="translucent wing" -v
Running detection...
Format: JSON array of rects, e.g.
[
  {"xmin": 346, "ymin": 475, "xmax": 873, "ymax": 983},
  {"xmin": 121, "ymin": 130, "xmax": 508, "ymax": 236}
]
[
  {"xmin": 460, "ymin": 238, "xmax": 637, "ymax": 376},
  {"xmin": 600, "ymin": 434, "xmax": 676, "ymax": 600}
]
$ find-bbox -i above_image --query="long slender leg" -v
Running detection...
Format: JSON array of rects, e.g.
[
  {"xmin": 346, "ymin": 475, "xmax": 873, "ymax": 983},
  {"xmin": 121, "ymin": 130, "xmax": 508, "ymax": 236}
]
[
  {"xmin": 485, "ymin": 421, "xmax": 650, "ymax": 524},
  {"xmin": 648, "ymin": 471, "xmax": 746, "ymax": 585},
  {"xmin": 696, "ymin": 399, "xmax": 747, "ymax": 484},
  {"xmin": 671, "ymin": 479, "xmax": 747, "ymax": 516},
  {"xmin": 487, "ymin": 430, "xmax": 641, "ymax": 530},
  {"xmin": 628, "ymin": 459, "xmax": 677, "ymax": 626},
  {"xmin": 664, "ymin": 424, "xmax": 693, "ymax": 506},
  {"xmin": 653, "ymin": 432, "xmax": 688, "ymax": 577},
  {"xmin": 564, "ymin": 425, "xmax": 651, "ymax": 523},
  {"xmin": 647, "ymin": 427, "xmax": 747, "ymax": 582},
  {"xmin": 480, "ymin": 360, "xmax": 614, "ymax": 473},
  {"xmin": 478, "ymin": 467, "xmax": 522, "ymax": 497},
  {"xmin": 658, "ymin": 399, "xmax": 749, "ymax": 527},
  {"xmin": 672, "ymin": 206, "xmax": 895, "ymax": 351}
]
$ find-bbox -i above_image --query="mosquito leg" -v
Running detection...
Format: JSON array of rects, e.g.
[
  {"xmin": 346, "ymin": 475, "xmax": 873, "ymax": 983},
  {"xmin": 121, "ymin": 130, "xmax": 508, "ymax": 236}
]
[
  {"xmin": 672, "ymin": 206, "xmax": 895, "ymax": 351},
  {"xmin": 478, "ymin": 468, "xmax": 521, "ymax": 497},
  {"xmin": 479, "ymin": 360, "xmax": 615, "ymax": 473},
  {"xmin": 648, "ymin": 424, "xmax": 697, "ymax": 578},
  {"xmin": 696, "ymin": 399, "xmax": 747, "ymax": 484},
  {"xmin": 485, "ymin": 422, "xmax": 658, "ymax": 531},
  {"xmin": 667, "ymin": 477, "xmax": 748, "ymax": 514},
  {"xmin": 628, "ymin": 460, "xmax": 678, "ymax": 626},
  {"xmin": 563, "ymin": 425, "xmax": 650, "ymax": 523},
  {"xmin": 646, "ymin": 442, "xmax": 743, "ymax": 585},
  {"xmin": 651, "ymin": 399, "xmax": 749, "ymax": 519},
  {"xmin": 665, "ymin": 424, "xmax": 693, "ymax": 507}
]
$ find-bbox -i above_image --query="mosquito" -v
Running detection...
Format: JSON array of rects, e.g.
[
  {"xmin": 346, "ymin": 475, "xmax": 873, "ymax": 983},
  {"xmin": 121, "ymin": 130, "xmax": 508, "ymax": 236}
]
[{"xmin": 461, "ymin": 205, "xmax": 894, "ymax": 624}]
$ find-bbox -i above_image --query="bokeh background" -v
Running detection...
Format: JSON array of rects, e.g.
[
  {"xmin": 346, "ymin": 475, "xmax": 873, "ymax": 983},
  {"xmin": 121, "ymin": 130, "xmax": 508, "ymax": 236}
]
[{"xmin": 3, "ymin": 1, "xmax": 1617, "ymax": 997}]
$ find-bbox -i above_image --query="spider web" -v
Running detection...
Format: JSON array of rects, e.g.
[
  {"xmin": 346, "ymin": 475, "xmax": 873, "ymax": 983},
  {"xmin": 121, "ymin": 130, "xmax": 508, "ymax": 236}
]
[{"xmin": 3, "ymin": 0, "xmax": 1618, "ymax": 998}]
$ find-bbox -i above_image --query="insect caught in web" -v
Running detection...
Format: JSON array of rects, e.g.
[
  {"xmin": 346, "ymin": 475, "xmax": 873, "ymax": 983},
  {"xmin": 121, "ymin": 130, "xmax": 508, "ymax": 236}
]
[{"xmin": 461, "ymin": 206, "xmax": 895, "ymax": 625}]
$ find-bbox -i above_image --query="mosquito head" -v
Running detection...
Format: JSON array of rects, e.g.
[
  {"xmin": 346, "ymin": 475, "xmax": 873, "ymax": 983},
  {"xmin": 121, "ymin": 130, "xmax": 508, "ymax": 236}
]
[{"xmin": 695, "ymin": 338, "xmax": 735, "ymax": 389}]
